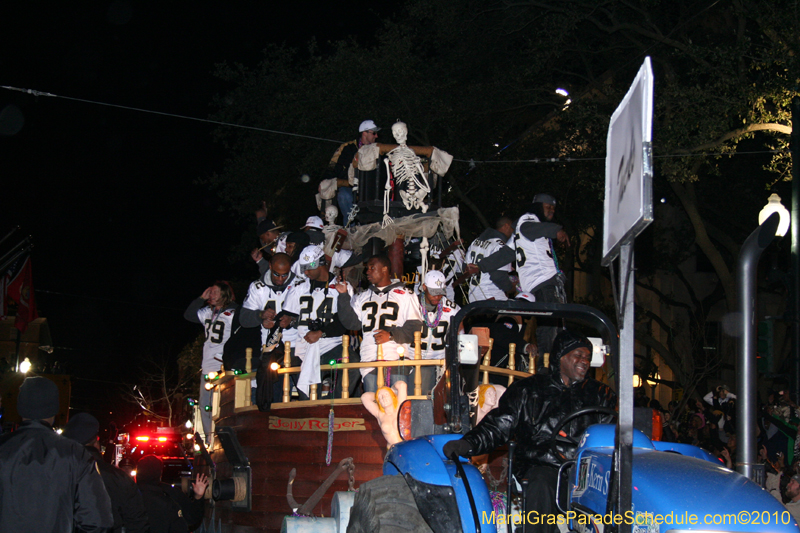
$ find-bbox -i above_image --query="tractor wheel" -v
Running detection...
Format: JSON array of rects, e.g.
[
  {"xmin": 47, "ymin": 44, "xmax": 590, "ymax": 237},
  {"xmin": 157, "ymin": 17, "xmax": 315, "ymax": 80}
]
[{"xmin": 346, "ymin": 475, "xmax": 433, "ymax": 533}]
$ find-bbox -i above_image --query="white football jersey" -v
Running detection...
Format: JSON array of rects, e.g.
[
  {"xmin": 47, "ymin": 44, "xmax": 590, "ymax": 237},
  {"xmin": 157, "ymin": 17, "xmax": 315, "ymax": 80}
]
[
  {"xmin": 420, "ymin": 300, "xmax": 461, "ymax": 360},
  {"xmin": 350, "ymin": 285, "xmax": 423, "ymax": 377},
  {"xmin": 282, "ymin": 278, "xmax": 353, "ymax": 360},
  {"xmin": 242, "ymin": 278, "xmax": 297, "ymax": 345},
  {"xmin": 515, "ymin": 213, "xmax": 560, "ymax": 292},
  {"xmin": 439, "ymin": 248, "xmax": 464, "ymax": 302},
  {"xmin": 466, "ymin": 236, "xmax": 509, "ymax": 303},
  {"xmin": 196, "ymin": 306, "xmax": 237, "ymax": 373}
]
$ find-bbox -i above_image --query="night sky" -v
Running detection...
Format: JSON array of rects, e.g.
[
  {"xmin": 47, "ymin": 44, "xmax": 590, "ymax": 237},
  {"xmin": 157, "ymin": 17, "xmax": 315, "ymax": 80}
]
[{"xmin": 0, "ymin": 1, "xmax": 392, "ymax": 422}]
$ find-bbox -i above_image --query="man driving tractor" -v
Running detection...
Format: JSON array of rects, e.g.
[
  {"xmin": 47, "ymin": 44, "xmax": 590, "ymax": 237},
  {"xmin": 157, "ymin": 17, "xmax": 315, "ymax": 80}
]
[{"xmin": 444, "ymin": 329, "xmax": 617, "ymax": 532}]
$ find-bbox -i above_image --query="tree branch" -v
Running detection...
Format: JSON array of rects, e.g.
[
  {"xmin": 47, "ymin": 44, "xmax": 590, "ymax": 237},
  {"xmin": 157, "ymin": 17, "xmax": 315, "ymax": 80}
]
[{"xmin": 676, "ymin": 123, "xmax": 791, "ymax": 154}]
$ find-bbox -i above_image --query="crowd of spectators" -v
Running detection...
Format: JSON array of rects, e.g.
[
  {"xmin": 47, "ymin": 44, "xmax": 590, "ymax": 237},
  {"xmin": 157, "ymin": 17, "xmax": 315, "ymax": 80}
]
[{"xmin": 632, "ymin": 380, "xmax": 800, "ymax": 519}]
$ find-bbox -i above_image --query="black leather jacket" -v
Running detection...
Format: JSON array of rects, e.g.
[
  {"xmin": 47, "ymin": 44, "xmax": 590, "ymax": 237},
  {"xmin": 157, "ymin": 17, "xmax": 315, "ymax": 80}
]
[{"xmin": 463, "ymin": 372, "xmax": 616, "ymax": 478}]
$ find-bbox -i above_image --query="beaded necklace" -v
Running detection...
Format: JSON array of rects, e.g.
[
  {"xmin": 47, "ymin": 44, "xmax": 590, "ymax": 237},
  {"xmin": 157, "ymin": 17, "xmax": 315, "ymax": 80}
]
[{"xmin": 422, "ymin": 300, "xmax": 444, "ymax": 328}]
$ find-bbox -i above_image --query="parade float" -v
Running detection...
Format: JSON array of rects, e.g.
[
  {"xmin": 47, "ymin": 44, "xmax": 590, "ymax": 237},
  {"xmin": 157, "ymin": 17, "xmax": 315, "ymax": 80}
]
[{"xmin": 196, "ymin": 122, "xmax": 553, "ymax": 532}]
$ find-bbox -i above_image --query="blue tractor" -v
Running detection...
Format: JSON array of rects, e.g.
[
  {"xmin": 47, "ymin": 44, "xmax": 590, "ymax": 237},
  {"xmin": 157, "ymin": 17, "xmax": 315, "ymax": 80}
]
[{"xmin": 343, "ymin": 300, "xmax": 799, "ymax": 533}]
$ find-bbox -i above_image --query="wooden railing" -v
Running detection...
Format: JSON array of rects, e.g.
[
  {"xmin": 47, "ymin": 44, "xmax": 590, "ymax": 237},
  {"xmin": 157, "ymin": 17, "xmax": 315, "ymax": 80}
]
[{"xmin": 225, "ymin": 332, "xmax": 545, "ymax": 411}]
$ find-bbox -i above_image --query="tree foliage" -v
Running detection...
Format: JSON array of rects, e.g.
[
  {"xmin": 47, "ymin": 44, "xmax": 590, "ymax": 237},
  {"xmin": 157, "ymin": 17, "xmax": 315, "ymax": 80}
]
[{"xmin": 205, "ymin": 0, "xmax": 800, "ymax": 391}]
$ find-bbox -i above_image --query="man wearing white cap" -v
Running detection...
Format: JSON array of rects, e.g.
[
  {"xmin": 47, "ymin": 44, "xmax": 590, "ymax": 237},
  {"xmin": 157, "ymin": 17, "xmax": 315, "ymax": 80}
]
[
  {"xmin": 302, "ymin": 215, "xmax": 325, "ymax": 245},
  {"xmin": 281, "ymin": 245, "xmax": 354, "ymax": 398},
  {"xmin": 419, "ymin": 270, "xmax": 462, "ymax": 393},
  {"xmin": 323, "ymin": 119, "xmax": 381, "ymax": 223}
]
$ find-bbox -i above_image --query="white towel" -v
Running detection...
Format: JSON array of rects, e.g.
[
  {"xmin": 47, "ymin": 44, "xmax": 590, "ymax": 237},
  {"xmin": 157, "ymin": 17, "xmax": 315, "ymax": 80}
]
[{"xmin": 297, "ymin": 341, "xmax": 321, "ymax": 397}]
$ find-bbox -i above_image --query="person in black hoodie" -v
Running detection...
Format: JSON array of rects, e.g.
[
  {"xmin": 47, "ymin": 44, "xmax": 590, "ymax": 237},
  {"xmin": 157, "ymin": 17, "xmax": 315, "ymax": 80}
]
[
  {"xmin": 444, "ymin": 330, "xmax": 616, "ymax": 533},
  {"xmin": 136, "ymin": 455, "xmax": 207, "ymax": 533}
]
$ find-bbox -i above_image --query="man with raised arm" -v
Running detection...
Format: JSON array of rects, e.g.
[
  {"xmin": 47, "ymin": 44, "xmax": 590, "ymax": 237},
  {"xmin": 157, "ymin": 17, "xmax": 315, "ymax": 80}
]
[
  {"xmin": 515, "ymin": 193, "xmax": 571, "ymax": 354},
  {"xmin": 464, "ymin": 216, "xmax": 516, "ymax": 302},
  {"xmin": 183, "ymin": 281, "xmax": 238, "ymax": 442}
]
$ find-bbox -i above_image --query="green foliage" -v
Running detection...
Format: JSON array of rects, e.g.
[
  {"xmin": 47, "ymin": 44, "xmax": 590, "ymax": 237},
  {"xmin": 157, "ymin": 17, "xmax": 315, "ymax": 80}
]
[{"xmin": 203, "ymin": 0, "xmax": 800, "ymax": 389}]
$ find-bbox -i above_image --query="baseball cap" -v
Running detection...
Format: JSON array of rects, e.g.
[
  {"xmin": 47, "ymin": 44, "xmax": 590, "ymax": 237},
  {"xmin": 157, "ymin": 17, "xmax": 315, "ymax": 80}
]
[
  {"xmin": 532, "ymin": 193, "xmax": 557, "ymax": 205},
  {"xmin": 423, "ymin": 270, "xmax": 447, "ymax": 296},
  {"xmin": 359, "ymin": 120, "xmax": 381, "ymax": 133},
  {"xmin": 516, "ymin": 292, "xmax": 536, "ymax": 303},
  {"xmin": 303, "ymin": 216, "xmax": 324, "ymax": 230},
  {"xmin": 257, "ymin": 219, "xmax": 282, "ymax": 235},
  {"xmin": 298, "ymin": 245, "xmax": 326, "ymax": 271}
]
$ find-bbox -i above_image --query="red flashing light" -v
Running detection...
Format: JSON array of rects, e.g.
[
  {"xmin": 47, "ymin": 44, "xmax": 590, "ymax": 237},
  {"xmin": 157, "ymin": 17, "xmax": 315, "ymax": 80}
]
[
  {"xmin": 157, "ymin": 437, "xmax": 168, "ymax": 442},
  {"xmin": 135, "ymin": 436, "xmax": 150, "ymax": 442}
]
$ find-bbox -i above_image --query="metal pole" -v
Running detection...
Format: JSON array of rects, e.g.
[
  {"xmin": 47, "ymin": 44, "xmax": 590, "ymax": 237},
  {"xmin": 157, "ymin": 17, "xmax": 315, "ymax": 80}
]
[
  {"xmin": 14, "ymin": 329, "xmax": 21, "ymax": 372},
  {"xmin": 791, "ymin": 96, "xmax": 800, "ymax": 405},
  {"xmin": 736, "ymin": 212, "xmax": 781, "ymax": 479},
  {"xmin": 615, "ymin": 242, "xmax": 634, "ymax": 533},
  {"xmin": 0, "ymin": 225, "xmax": 19, "ymax": 250}
]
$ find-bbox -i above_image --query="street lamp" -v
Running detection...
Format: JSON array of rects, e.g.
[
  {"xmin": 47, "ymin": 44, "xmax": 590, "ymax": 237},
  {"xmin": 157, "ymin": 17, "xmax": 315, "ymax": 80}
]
[
  {"xmin": 759, "ymin": 193, "xmax": 791, "ymax": 237},
  {"xmin": 736, "ymin": 211, "xmax": 782, "ymax": 480}
]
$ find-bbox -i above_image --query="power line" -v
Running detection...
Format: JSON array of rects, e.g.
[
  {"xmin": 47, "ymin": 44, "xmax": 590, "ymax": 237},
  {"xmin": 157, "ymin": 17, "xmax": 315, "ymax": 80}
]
[
  {"xmin": 3, "ymin": 84, "xmax": 785, "ymax": 167},
  {"xmin": 1, "ymin": 85, "xmax": 346, "ymax": 145}
]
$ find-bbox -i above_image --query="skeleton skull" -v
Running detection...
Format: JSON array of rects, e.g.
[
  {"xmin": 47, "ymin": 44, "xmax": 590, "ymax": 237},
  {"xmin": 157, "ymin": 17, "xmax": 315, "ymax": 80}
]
[
  {"xmin": 324, "ymin": 205, "xmax": 339, "ymax": 225},
  {"xmin": 392, "ymin": 121, "xmax": 408, "ymax": 145}
]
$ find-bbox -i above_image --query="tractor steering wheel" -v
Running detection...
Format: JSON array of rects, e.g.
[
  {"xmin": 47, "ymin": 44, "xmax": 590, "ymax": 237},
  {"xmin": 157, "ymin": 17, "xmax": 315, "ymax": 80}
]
[{"xmin": 548, "ymin": 406, "xmax": 617, "ymax": 463}]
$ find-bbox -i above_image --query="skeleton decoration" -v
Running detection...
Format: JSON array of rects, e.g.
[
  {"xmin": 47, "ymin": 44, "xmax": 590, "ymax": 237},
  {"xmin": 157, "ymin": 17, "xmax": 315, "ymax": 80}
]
[
  {"xmin": 324, "ymin": 205, "xmax": 339, "ymax": 226},
  {"xmin": 382, "ymin": 121, "xmax": 431, "ymax": 227}
]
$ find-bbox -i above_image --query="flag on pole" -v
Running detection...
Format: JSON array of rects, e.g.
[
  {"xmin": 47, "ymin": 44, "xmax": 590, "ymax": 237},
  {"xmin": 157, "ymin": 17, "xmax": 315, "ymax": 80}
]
[{"xmin": 0, "ymin": 255, "xmax": 38, "ymax": 332}]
